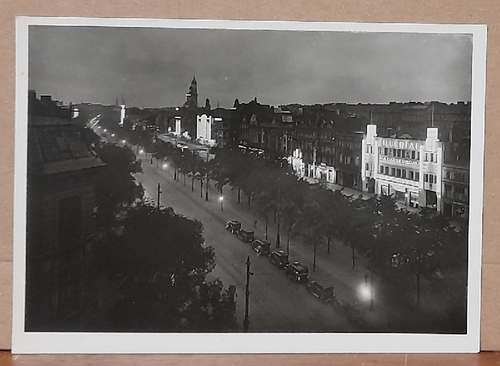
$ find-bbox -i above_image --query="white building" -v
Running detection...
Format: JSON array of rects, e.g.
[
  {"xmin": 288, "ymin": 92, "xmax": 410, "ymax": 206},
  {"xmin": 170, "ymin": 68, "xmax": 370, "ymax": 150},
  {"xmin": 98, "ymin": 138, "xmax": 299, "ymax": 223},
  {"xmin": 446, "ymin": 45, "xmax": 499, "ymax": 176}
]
[
  {"xmin": 362, "ymin": 124, "xmax": 443, "ymax": 211},
  {"xmin": 196, "ymin": 114, "xmax": 217, "ymax": 147}
]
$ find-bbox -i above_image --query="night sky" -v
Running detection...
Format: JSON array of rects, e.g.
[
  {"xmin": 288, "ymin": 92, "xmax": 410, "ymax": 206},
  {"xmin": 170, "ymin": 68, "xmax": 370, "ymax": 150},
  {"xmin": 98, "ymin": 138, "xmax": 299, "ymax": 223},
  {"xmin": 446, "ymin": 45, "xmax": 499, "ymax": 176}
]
[{"xmin": 28, "ymin": 23, "xmax": 473, "ymax": 108}]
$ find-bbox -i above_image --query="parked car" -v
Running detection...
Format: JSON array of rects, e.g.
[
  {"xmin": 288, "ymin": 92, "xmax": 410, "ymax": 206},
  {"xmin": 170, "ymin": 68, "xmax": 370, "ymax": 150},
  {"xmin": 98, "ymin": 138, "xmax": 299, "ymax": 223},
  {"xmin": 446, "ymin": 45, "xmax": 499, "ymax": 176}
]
[
  {"xmin": 284, "ymin": 261, "xmax": 309, "ymax": 283},
  {"xmin": 306, "ymin": 281, "xmax": 335, "ymax": 302},
  {"xmin": 176, "ymin": 142, "xmax": 188, "ymax": 151},
  {"xmin": 269, "ymin": 250, "xmax": 289, "ymax": 268},
  {"xmin": 251, "ymin": 240, "xmax": 271, "ymax": 256},
  {"xmin": 390, "ymin": 252, "xmax": 409, "ymax": 268},
  {"xmin": 236, "ymin": 229, "xmax": 255, "ymax": 243},
  {"xmin": 225, "ymin": 220, "xmax": 241, "ymax": 234}
]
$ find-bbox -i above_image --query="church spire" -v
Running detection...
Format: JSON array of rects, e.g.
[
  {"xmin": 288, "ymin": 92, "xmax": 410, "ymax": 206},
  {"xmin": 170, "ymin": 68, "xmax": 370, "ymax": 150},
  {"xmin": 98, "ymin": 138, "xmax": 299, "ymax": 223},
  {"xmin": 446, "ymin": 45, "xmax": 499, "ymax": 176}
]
[{"xmin": 184, "ymin": 75, "xmax": 198, "ymax": 107}]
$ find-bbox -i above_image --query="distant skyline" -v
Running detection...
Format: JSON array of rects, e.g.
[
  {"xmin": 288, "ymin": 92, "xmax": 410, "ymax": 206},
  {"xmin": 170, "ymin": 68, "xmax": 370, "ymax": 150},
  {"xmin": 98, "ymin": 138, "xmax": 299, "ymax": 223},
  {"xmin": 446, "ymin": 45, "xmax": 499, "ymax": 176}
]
[{"xmin": 28, "ymin": 23, "xmax": 473, "ymax": 109}]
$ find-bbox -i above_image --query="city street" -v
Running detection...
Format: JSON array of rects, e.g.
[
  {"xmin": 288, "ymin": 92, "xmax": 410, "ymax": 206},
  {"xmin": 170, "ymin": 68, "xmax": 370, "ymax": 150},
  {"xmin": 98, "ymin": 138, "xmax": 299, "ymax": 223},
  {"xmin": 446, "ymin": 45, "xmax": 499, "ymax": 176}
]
[
  {"xmin": 137, "ymin": 156, "xmax": 398, "ymax": 332},
  {"xmin": 136, "ymin": 157, "xmax": 359, "ymax": 332}
]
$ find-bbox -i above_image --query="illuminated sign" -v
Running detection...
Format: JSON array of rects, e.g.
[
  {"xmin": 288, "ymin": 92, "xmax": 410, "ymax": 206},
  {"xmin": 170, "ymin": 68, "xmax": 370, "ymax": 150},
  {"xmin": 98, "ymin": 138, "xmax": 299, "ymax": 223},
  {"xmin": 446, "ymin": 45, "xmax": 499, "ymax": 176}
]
[
  {"xmin": 380, "ymin": 155, "xmax": 419, "ymax": 166},
  {"xmin": 379, "ymin": 138, "xmax": 422, "ymax": 151}
]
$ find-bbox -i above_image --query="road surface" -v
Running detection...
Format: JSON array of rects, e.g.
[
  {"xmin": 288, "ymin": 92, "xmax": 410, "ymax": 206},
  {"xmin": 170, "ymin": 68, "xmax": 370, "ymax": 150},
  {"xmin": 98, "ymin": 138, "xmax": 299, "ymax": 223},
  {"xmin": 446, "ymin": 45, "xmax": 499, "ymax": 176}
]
[{"xmin": 136, "ymin": 158, "xmax": 354, "ymax": 332}]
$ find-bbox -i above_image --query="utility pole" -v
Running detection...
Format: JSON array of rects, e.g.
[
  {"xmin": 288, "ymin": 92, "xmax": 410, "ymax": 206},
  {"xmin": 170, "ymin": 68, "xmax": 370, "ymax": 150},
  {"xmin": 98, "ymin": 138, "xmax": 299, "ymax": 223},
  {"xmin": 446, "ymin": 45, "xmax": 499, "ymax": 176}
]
[
  {"xmin": 205, "ymin": 174, "xmax": 209, "ymax": 201},
  {"xmin": 157, "ymin": 183, "xmax": 162, "ymax": 210},
  {"xmin": 243, "ymin": 256, "xmax": 253, "ymax": 332}
]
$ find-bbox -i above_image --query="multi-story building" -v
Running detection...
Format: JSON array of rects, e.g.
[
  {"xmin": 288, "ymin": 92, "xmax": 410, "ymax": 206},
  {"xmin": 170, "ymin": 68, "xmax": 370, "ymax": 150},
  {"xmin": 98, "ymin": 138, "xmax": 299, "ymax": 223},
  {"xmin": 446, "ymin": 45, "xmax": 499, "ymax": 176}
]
[
  {"xmin": 362, "ymin": 125, "xmax": 444, "ymax": 210},
  {"xmin": 26, "ymin": 91, "xmax": 105, "ymax": 330}
]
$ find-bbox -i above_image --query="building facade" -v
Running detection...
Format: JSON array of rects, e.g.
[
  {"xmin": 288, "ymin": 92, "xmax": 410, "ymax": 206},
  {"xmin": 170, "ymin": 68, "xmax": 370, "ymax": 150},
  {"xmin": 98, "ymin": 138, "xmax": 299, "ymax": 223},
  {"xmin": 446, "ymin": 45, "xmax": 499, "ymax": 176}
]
[
  {"xmin": 362, "ymin": 124, "xmax": 443, "ymax": 210},
  {"xmin": 26, "ymin": 91, "xmax": 105, "ymax": 330}
]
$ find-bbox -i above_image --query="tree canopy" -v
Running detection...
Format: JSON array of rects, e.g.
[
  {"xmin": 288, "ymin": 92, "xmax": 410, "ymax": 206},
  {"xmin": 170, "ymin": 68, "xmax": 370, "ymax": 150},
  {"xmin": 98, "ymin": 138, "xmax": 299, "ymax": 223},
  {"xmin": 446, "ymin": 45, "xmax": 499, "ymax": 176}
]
[{"xmin": 96, "ymin": 201, "xmax": 237, "ymax": 332}]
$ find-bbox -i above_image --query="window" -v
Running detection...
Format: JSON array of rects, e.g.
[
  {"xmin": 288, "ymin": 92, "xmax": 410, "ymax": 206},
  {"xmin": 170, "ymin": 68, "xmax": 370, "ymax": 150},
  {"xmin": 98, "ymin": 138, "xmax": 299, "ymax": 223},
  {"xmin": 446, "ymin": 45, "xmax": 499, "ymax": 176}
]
[
  {"xmin": 402, "ymin": 170, "xmax": 406, "ymax": 179},
  {"xmin": 415, "ymin": 172, "xmax": 420, "ymax": 181},
  {"xmin": 391, "ymin": 168, "xmax": 395, "ymax": 176},
  {"xmin": 444, "ymin": 184, "xmax": 452, "ymax": 198},
  {"xmin": 425, "ymin": 174, "xmax": 429, "ymax": 183},
  {"xmin": 396, "ymin": 168, "xmax": 402, "ymax": 177},
  {"xmin": 58, "ymin": 195, "xmax": 82, "ymax": 246},
  {"xmin": 385, "ymin": 166, "xmax": 389, "ymax": 175},
  {"xmin": 379, "ymin": 165, "xmax": 384, "ymax": 174},
  {"xmin": 409, "ymin": 171, "xmax": 415, "ymax": 180}
]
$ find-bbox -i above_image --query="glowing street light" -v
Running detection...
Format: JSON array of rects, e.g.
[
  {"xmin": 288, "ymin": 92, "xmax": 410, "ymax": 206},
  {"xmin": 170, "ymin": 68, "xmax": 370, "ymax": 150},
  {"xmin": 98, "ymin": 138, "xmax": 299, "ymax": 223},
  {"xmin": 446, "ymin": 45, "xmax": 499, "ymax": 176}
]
[
  {"xmin": 139, "ymin": 149, "xmax": 144, "ymax": 155},
  {"xmin": 358, "ymin": 283, "xmax": 371, "ymax": 302},
  {"xmin": 219, "ymin": 195, "xmax": 224, "ymax": 211},
  {"xmin": 111, "ymin": 133, "xmax": 115, "ymax": 137},
  {"xmin": 103, "ymin": 129, "xmax": 107, "ymax": 132},
  {"xmin": 121, "ymin": 139, "xmax": 127, "ymax": 144},
  {"xmin": 358, "ymin": 274, "xmax": 374, "ymax": 311},
  {"xmin": 162, "ymin": 162, "xmax": 168, "ymax": 170}
]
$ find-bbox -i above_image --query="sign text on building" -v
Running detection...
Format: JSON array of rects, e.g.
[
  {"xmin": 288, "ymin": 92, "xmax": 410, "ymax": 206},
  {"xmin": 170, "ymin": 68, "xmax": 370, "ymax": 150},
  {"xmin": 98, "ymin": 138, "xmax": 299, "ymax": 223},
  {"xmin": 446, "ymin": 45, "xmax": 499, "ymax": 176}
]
[
  {"xmin": 379, "ymin": 138, "xmax": 422, "ymax": 151},
  {"xmin": 380, "ymin": 155, "xmax": 419, "ymax": 166}
]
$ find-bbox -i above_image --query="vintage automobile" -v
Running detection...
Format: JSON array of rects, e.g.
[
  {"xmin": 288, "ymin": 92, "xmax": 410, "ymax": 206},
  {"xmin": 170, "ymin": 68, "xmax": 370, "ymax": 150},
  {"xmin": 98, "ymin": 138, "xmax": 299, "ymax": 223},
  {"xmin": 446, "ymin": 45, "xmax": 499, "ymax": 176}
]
[
  {"xmin": 236, "ymin": 229, "xmax": 255, "ymax": 243},
  {"xmin": 251, "ymin": 240, "xmax": 271, "ymax": 256},
  {"xmin": 306, "ymin": 281, "xmax": 335, "ymax": 302},
  {"xmin": 225, "ymin": 220, "xmax": 242, "ymax": 234},
  {"xmin": 284, "ymin": 261, "xmax": 309, "ymax": 283},
  {"xmin": 269, "ymin": 250, "xmax": 289, "ymax": 268}
]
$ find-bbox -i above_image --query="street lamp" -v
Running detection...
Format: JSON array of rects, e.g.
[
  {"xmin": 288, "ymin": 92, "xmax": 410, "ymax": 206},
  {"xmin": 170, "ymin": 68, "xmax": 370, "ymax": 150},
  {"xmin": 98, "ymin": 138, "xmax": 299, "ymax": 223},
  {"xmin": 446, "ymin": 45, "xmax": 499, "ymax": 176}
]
[
  {"xmin": 219, "ymin": 195, "xmax": 224, "ymax": 211},
  {"xmin": 162, "ymin": 162, "xmax": 168, "ymax": 170},
  {"xmin": 358, "ymin": 274, "xmax": 374, "ymax": 311}
]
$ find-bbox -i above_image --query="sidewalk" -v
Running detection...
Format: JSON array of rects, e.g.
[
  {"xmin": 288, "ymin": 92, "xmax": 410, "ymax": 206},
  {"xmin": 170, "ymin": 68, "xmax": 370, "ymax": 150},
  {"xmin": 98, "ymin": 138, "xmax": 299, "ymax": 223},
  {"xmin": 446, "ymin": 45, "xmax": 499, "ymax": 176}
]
[
  {"xmin": 140, "ymin": 156, "xmax": 389, "ymax": 330},
  {"xmin": 139, "ymin": 153, "xmax": 445, "ymax": 332}
]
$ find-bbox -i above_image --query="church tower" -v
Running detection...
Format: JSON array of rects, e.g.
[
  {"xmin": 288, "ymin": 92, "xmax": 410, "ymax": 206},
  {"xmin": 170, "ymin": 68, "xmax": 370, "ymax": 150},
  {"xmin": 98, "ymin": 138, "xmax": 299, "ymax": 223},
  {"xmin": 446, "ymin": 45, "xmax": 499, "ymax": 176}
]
[{"xmin": 184, "ymin": 75, "xmax": 198, "ymax": 108}]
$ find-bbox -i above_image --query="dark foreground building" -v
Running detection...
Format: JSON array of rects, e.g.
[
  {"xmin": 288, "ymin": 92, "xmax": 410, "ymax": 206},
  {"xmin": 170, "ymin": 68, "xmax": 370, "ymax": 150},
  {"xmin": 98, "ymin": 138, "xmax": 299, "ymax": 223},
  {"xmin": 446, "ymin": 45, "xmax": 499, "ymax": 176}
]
[{"xmin": 25, "ymin": 91, "xmax": 105, "ymax": 330}]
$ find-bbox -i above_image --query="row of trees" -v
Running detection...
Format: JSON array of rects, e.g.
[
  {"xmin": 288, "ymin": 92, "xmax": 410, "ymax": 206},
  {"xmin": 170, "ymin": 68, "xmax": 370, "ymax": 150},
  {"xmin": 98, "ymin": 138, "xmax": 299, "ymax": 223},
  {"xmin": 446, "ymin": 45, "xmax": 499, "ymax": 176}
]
[
  {"xmin": 148, "ymin": 139, "xmax": 467, "ymax": 313},
  {"xmin": 77, "ymin": 122, "xmax": 238, "ymax": 332}
]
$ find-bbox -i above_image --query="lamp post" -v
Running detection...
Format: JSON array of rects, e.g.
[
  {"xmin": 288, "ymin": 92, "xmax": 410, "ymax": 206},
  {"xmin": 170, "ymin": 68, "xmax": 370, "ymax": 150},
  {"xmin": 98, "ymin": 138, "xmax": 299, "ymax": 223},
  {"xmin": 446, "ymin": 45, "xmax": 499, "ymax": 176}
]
[
  {"xmin": 359, "ymin": 274, "xmax": 372, "ymax": 311},
  {"xmin": 243, "ymin": 256, "xmax": 253, "ymax": 332},
  {"xmin": 369, "ymin": 275, "xmax": 374, "ymax": 311},
  {"xmin": 157, "ymin": 183, "xmax": 162, "ymax": 211},
  {"xmin": 359, "ymin": 274, "xmax": 374, "ymax": 311},
  {"xmin": 219, "ymin": 195, "xmax": 224, "ymax": 211}
]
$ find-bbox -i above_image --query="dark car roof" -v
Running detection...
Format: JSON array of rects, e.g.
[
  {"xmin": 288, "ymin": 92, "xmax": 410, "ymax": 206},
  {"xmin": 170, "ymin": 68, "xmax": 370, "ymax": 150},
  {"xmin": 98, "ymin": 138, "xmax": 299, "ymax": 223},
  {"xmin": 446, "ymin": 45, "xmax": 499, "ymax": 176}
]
[
  {"xmin": 272, "ymin": 250, "xmax": 287, "ymax": 256},
  {"xmin": 290, "ymin": 262, "xmax": 308, "ymax": 272}
]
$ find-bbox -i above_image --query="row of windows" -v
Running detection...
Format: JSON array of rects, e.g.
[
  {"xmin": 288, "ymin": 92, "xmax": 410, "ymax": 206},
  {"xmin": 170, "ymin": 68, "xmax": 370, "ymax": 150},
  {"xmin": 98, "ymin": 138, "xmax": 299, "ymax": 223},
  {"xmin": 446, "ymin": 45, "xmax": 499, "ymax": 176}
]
[
  {"xmin": 424, "ymin": 173, "xmax": 438, "ymax": 184},
  {"xmin": 379, "ymin": 147, "xmax": 420, "ymax": 160},
  {"xmin": 379, "ymin": 165, "xmax": 420, "ymax": 181},
  {"xmin": 444, "ymin": 169, "xmax": 469, "ymax": 182},
  {"xmin": 443, "ymin": 184, "xmax": 468, "ymax": 200},
  {"xmin": 424, "ymin": 153, "xmax": 438, "ymax": 163}
]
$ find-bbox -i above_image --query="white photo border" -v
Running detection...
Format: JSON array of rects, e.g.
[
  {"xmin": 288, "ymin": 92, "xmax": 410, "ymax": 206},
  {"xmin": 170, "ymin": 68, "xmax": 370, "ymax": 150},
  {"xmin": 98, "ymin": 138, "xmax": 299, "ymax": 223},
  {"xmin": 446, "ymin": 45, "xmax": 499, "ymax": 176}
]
[{"xmin": 12, "ymin": 16, "xmax": 487, "ymax": 354}]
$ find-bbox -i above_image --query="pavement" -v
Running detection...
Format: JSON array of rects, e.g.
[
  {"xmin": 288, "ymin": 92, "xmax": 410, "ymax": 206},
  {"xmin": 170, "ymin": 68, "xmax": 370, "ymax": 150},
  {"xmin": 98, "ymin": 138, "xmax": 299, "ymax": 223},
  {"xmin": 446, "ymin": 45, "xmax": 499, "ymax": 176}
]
[
  {"xmin": 132, "ymin": 142, "xmax": 460, "ymax": 333},
  {"xmin": 136, "ymin": 152, "xmax": 401, "ymax": 331}
]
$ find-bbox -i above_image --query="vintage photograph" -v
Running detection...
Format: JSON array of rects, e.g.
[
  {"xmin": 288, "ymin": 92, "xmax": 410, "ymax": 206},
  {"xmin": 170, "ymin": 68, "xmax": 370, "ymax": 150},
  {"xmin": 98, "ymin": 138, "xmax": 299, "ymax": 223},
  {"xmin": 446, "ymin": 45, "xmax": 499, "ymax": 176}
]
[{"xmin": 13, "ymin": 18, "xmax": 486, "ymax": 353}]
